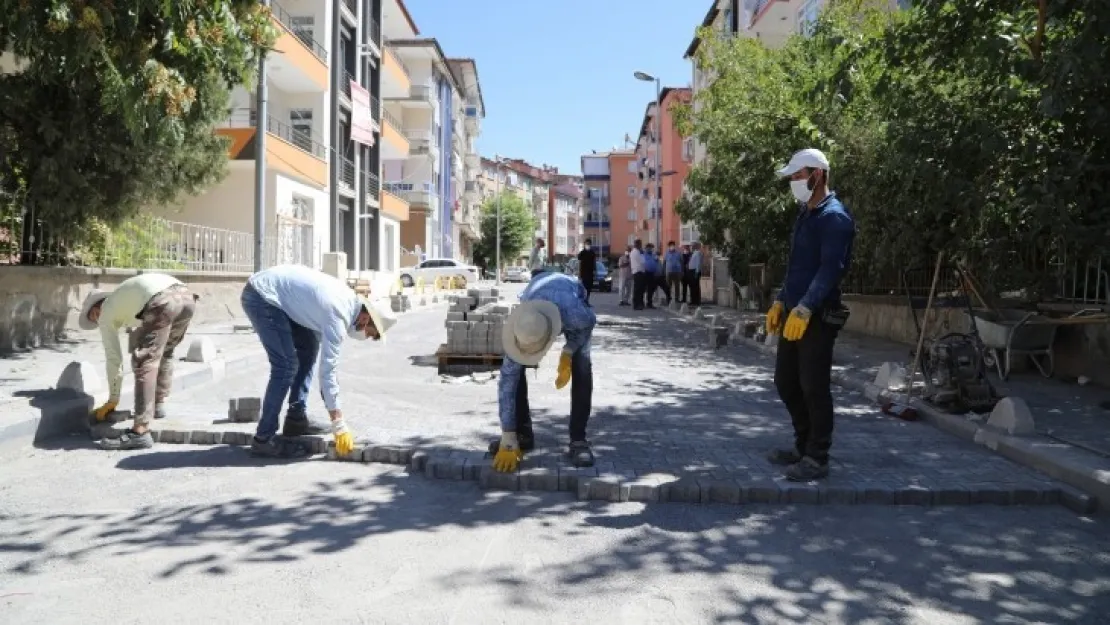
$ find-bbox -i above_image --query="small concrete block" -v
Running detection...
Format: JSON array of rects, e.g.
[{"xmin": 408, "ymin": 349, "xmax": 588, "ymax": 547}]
[
  {"xmin": 446, "ymin": 312, "xmax": 465, "ymax": 322},
  {"xmin": 1011, "ymin": 487, "xmax": 1044, "ymax": 505},
  {"xmin": 821, "ymin": 486, "xmax": 859, "ymax": 505},
  {"xmin": 862, "ymin": 486, "xmax": 896, "ymax": 505},
  {"xmin": 578, "ymin": 476, "xmax": 622, "ymax": 502},
  {"xmin": 557, "ymin": 466, "xmax": 598, "ymax": 492},
  {"xmin": 679, "ymin": 303, "xmax": 689, "ymax": 315},
  {"xmin": 185, "ymin": 337, "xmax": 218, "ymax": 363},
  {"xmin": 174, "ymin": 430, "xmax": 193, "ymax": 444},
  {"xmin": 426, "ymin": 454, "xmax": 464, "ymax": 480},
  {"xmin": 228, "ymin": 397, "xmax": 261, "ymax": 423},
  {"xmin": 970, "ymin": 486, "xmax": 1013, "ymax": 505},
  {"xmin": 704, "ymin": 480, "xmax": 743, "ymax": 504},
  {"xmin": 467, "ymin": 288, "xmax": 480, "ymax": 299},
  {"xmin": 986, "ymin": 396, "xmax": 1035, "ymax": 436},
  {"xmin": 620, "ymin": 476, "xmax": 662, "ymax": 503},
  {"xmin": 746, "ymin": 482, "xmax": 784, "ymax": 504},
  {"xmin": 461, "ymin": 452, "xmax": 485, "ymax": 480},
  {"xmin": 783, "ymin": 484, "xmax": 821, "ymax": 504},
  {"xmin": 306, "ymin": 436, "xmax": 329, "ymax": 454},
  {"xmin": 479, "ymin": 466, "xmax": 520, "ymax": 491},
  {"xmin": 692, "ymin": 307, "xmax": 704, "ymax": 320},
  {"xmin": 519, "ymin": 467, "xmax": 560, "ymax": 492},
  {"xmin": 89, "ymin": 421, "xmax": 120, "ymax": 440},
  {"xmin": 895, "ymin": 485, "xmax": 933, "ymax": 506},
  {"xmin": 409, "ymin": 449, "xmax": 429, "ymax": 472},
  {"xmin": 1059, "ymin": 486, "xmax": 1095, "ymax": 514},
  {"xmin": 662, "ymin": 478, "xmax": 703, "ymax": 503},
  {"xmin": 933, "ymin": 487, "xmax": 971, "ymax": 505},
  {"xmin": 368, "ymin": 444, "xmax": 406, "ymax": 465},
  {"xmin": 189, "ymin": 430, "xmax": 218, "ymax": 445},
  {"xmin": 149, "ymin": 429, "xmax": 162, "ymax": 443},
  {"xmin": 56, "ymin": 360, "xmax": 103, "ymax": 395},
  {"xmin": 221, "ymin": 431, "xmax": 252, "ymax": 446},
  {"xmin": 670, "ymin": 300, "xmax": 681, "ymax": 311}
]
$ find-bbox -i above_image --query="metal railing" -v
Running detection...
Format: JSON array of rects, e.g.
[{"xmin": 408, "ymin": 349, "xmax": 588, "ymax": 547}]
[
  {"xmin": 222, "ymin": 108, "xmax": 327, "ymax": 160},
  {"xmin": 341, "ymin": 157, "xmax": 356, "ymax": 188},
  {"xmin": 382, "ymin": 107, "xmax": 402, "ymax": 131},
  {"xmin": 385, "ymin": 46, "xmax": 411, "ymax": 78},
  {"xmin": 409, "ymin": 84, "xmax": 434, "ymax": 101},
  {"xmin": 341, "ymin": 0, "xmax": 356, "ymax": 16},
  {"xmin": 1, "ymin": 211, "xmax": 314, "ymax": 272},
  {"xmin": 270, "ymin": 1, "xmax": 328, "ymax": 62},
  {"xmin": 365, "ymin": 169, "xmax": 380, "ymax": 202},
  {"xmin": 369, "ymin": 93, "xmax": 381, "ymax": 123},
  {"xmin": 369, "ymin": 17, "xmax": 381, "ymax": 49},
  {"xmin": 341, "ymin": 70, "xmax": 354, "ymax": 99}
]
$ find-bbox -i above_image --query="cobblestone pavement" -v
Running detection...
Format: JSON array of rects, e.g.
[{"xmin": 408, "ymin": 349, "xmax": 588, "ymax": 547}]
[{"xmin": 108, "ymin": 288, "xmax": 1084, "ymax": 507}]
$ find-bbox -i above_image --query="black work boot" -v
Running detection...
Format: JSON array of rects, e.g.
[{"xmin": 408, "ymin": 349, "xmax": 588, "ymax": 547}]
[
  {"xmin": 784, "ymin": 456, "xmax": 829, "ymax": 482},
  {"xmin": 766, "ymin": 448, "xmax": 803, "ymax": 466},
  {"xmin": 282, "ymin": 408, "xmax": 330, "ymax": 437}
]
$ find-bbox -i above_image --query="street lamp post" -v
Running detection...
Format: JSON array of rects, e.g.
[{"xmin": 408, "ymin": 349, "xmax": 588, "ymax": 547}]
[
  {"xmin": 494, "ymin": 154, "xmax": 502, "ymax": 285},
  {"xmin": 634, "ymin": 71, "xmax": 662, "ymax": 250}
]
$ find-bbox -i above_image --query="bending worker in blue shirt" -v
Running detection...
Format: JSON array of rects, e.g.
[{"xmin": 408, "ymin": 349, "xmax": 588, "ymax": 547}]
[
  {"xmin": 764, "ymin": 149, "xmax": 856, "ymax": 482},
  {"xmin": 241, "ymin": 265, "xmax": 397, "ymax": 459},
  {"xmin": 489, "ymin": 272, "xmax": 597, "ymax": 472}
]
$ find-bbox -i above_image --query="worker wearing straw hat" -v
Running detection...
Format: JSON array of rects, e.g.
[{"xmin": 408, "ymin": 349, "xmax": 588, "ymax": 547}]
[{"xmin": 489, "ymin": 272, "xmax": 598, "ymax": 472}]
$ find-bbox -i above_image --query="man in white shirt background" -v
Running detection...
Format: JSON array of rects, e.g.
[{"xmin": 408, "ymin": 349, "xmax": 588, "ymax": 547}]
[
  {"xmin": 629, "ymin": 239, "xmax": 646, "ymax": 310},
  {"xmin": 81, "ymin": 272, "xmax": 198, "ymax": 450},
  {"xmin": 688, "ymin": 241, "xmax": 705, "ymax": 307},
  {"xmin": 528, "ymin": 238, "xmax": 546, "ymax": 275}
]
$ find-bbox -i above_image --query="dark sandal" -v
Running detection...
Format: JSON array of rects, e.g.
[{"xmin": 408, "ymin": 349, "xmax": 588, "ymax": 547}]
[{"xmin": 567, "ymin": 441, "xmax": 595, "ymax": 468}]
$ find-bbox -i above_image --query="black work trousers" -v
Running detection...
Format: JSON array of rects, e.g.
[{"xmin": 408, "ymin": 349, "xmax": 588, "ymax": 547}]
[
  {"xmin": 688, "ymin": 272, "xmax": 702, "ymax": 306},
  {"xmin": 632, "ymin": 271, "xmax": 647, "ymax": 309},
  {"xmin": 773, "ymin": 311, "xmax": 841, "ymax": 464},
  {"xmin": 513, "ymin": 344, "xmax": 593, "ymax": 442}
]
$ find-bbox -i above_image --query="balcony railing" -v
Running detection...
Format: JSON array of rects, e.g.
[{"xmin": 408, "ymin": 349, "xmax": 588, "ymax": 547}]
[
  {"xmin": 410, "ymin": 84, "xmax": 434, "ymax": 101},
  {"xmin": 341, "ymin": 157, "xmax": 356, "ymax": 188},
  {"xmin": 385, "ymin": 46, "xmax": 411, "ymax": 78},
  {"xmin": 382, "ymin": 107, "xmax": 402, "ymax": 131},
  {"xmin": 341, "ymin": 0, "xmax": 356, "ymax": 17},
  {"xmin": 270, "ymin": 1, "xmax": 328, "ymax": 62},
  {"xmin": 364, "ymin": 169, "xmax": 380, "ymax": 202},
  {"xmin": 341, "ymin": 70, "xmax": 354, "ymax": 99},
  {"xmin": 369, "ymin": 17, "xmax": 381, "ymax": 48},
  {"xmin": 383, "ymin": 182, "xmax": 437, "ymax": 206},
  {"xmin": 369, "ymin": 93, "xmax": 380, "ymax": 123},
  {"xmin": 223, "ymin": 108, "xmax": 327, "ymax": 159}
]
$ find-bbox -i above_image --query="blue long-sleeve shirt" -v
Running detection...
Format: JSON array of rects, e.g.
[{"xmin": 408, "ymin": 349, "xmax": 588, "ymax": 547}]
[
  {"xmin": 664, "ymin": 249, "xmax": 684, "ymax": 273},
  {"xmin": 498, "ymin": 273, "xmax": 596, "ymax": 431},
  {"xmin": 247, "ymin": 264, "xmax": 363, "ymax": 411},
  {"xmin": 776, "ymin": 192, "xmax": 855, "ymax": 311},
  {"xmin": 643, "ymin": 252, "xmax": 659, "ymax": 275}
]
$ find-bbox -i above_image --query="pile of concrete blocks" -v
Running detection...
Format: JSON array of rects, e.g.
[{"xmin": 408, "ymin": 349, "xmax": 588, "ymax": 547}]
[
  {"xmin": 443, "ymin": 287, "xmax": 515, "ymax": 355},
  {"xmin": 228, "ymin": 397, "xmax": 261, "ymax": 423},
  {"xmin": 390, "ymin": 292, "xmax": 412, "ymax": 313}
]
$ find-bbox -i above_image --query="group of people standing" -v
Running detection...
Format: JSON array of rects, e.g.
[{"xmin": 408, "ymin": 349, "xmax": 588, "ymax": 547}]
[{"xmin": 615, "ymin": 240, "xmax": 703, "ymax": 310}]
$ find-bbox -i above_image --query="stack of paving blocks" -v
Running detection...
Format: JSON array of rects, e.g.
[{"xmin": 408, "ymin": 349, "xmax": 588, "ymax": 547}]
[{"xmin": 443, "ymin": 287, "xmax": 514, "ymax": 355}]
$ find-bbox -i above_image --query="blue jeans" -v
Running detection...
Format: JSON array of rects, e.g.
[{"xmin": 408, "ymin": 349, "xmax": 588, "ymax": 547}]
[
  {"xmin": 241, "ymin": 284, "xmax": 320, "ymax": 440},
  {"xmin": 503, "ymin": 334, "xmax": 593, "ymax": 441}
]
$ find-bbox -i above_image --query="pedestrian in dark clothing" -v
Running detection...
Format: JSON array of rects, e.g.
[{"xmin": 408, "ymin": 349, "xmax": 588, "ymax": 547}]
[
  {"xmin": 642, "ymin": 243, "xmax": 660, "ymax": 309},
  {"xmin": 680, "ymin": 245, "xmax": 692, "ymax": 303},
  {"xmin": 664, "ymin": 241, "xmax": 683, "ymax": 304},
  {"xmin": 687, "ymin": 242, "xmax": 704, "ymax": 307},
  {"xmin": 577, "ymin": 238, "xmax": 598, "ymax": 305},
  {"xmin": 765, "ymin": 148, "xmax": 855, "ymax": 482}
]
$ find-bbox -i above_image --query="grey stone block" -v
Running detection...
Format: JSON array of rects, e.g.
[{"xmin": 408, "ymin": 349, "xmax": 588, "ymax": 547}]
[
  {"xmin": 661, "ymin": 478, "xmax": 703, "ymax": 503},
  {"xmin": 409, "ymin": 449, "xmax": 429, "ymax": 472},
  {"xmin": 704, "ymin": 480, "xmax": 743, "ymax": 504},
  {"xmin": 970, "ymin": 487, "xmax": 1013, "ymax": 505},
  {"xmin": 783, "ymin": 484, "xmax": 821, "ymax": 504},
  {"xmin": 1011, "ymin": 488, "xmax": 1044, "ymax": 505},
  {"xmin": 366, "ymin": 444, "xmax": 404, "ymax": 465},
  {"xmin": 861, "ymin": 486, "xmax": 896, "ymax": 505},
  {"xmin": 328, "ymin": 444, "xmax": 364, "ymax": 462},
  {"xmin": 1059, "ymin": 486, "xmax": 1095, "ymax": 514},
  {"xmin": 425, "ymin": 453, "xmax": 464, "ymax": 480},
  {"xmin": 189, "ymin": 430, "xmax": 218, "ymax": 445},
  {"xmin": 479, "ymin": 466, "xmax": 520, "ymax": 491},
  {"xmin": 185, "ymin": 337, "xmax": 217, "ymax": 363},
  {"xmin": 746, "ymin": 482, "xmax": 783, "ymax": 504},
  {"xmin": 578, "ymin": 476, "xmax": 622, "ymax": 502},
  {"xmin": 557, "ymin": 466, "xmax": 598, "ymax": 492},
  {"xmin": 461, "ymin": 452, "xmax": 485, "ymax": 480},
  {"xmin": 149, "ymin": 429, "xmax": 162, "ymax": 443},
  {"xmin": 895, "ymin": 485, "xmax": 933, "ymax": 506},
  {"xmin": 221, "ymin": 431, "xmax": 252, "ymax": 446},
  {"xmin": 933, "ymin": 487, "xmax": 971, "ymax": 505},
  {"xmin": 620, "ymin": 476, "xmax": 662, "ymax": 503},
  {"xmin": 822, "ymin": 486, "xmax": 859, "ymax": 505},
  {"xmin": 228, "ymin": 397, "xmax": 261, "ymax": 423},
  {"xmin": 520, "ymin": 467, "xmax": 560, "ymax": 492}
]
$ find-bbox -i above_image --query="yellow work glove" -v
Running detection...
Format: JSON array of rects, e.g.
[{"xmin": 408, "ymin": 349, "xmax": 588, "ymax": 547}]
[
  {"xmin": 782, "ymin": 305, "xmax": 813, "ymax": 341},
  {"xmin": 554, "ymin": 350, "xmax": 572, "ymax": 390},
  {"xmin": 766, "ymin": 301, "xmax": 785, "ymax": 335},
  {"xmin": 332, "ymin": 418, "xmax": 356, "ymax": 457},
  {"xmin": 492, "ymin": 432, "xmax": 523, "ymax": 473},
  {"xmin": 92, "ymin": 400, "xmax": 119, "ymax": 422}
]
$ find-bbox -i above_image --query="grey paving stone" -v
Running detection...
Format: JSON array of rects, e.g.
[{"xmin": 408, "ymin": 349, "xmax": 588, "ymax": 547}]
[
  {"xmin": 896, "ymin": 485, "xmax": 933, "ymax": 506},
  {"xmin": 861, "ymin": 486, "xmax": 896, "ymax": 505},
  {"xmin": 745, "ymin": 482, "xmax": 783, "ymax": 504},
  {"xmin": 970, "ymin": 487, "xmax": 1014, "ymax": 506},
  {"xmin": 557, "ymin": 466, "xmax": 599, "ymax": 492},
  {"xmin": 519, "ymin": 467, "xmax": 560, "ymax": 492},
  {"xmin": 189, "ymin": 430, "xmax": 217, "ymax": 445},
  {"xmin": 221, "ymin": 431, "xmax": 251, "ymax": 446},
  {"xmin": 424, "ymin": 453, "xmax": 463, "ymax": 480},
  {"xmin": 703, "ymin": 480, "xmax": 743, "ymax": 504},
  {"xmin": 783, "ymin": 484, "xmax": 821, "ymax": 505},
  {"xmin": 479, "ymin": 466, "xmax": 519, "ymax": 491},
  {"xmin": 620, "ymin": 476, "xmax": 662, "ymax": 503},
  {"xmin": 579, "ymin": 476, "xmax": 622, "ymax": 502},
  {"xmin": 1011, "ymin": 487, "xmax": 1045, "ymax": 505},
  {"xmin": 821, "ymin": 486, "xmax": 859, "ymax": 505},
  {"xmin": 660, "ymin": 478, "xmax": 703, "ymax": 503},
  {"xmin": 933, "ymin": 487, "xmax": 972, "ymax": 506},
  {"xmin": 408, "ymin": 449, "xmax": 428, "ymax": 472},
  {"xmin": 1060, "ymin": 485, "xmax": 1096, "ymax": 514},
  {"xmin": 460, "ymin": 452, "xmax": 485, "ymax": 481}
]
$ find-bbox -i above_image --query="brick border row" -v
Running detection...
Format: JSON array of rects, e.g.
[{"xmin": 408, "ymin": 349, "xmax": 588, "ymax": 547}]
[{"xmin": 139, "ymin": 428, "xmax": 1093, "ymax": 512}]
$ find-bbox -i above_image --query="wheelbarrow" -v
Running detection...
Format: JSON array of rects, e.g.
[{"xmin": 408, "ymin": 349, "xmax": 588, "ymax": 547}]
[{"xmin": 968, "ymin": 308, "xmax": 1106, "ymax": 380}]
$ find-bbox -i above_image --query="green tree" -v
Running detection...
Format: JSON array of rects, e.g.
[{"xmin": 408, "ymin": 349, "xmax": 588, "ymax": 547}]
[
  {"xmin": 0, "ymin": 0, "xmax": 277, "ymax": 247},
  {"xmin": 472, "ymin": 191, "xmax": 535, "ymax": 271}
]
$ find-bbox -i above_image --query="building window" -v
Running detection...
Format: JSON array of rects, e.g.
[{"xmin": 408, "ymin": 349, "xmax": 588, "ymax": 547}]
[
  {"xmin": 627, "ymin": 160, "xmax": 638, "ymax": 174},
  {"xmin": 627, "ymin": 185, "xmax": 636, "ymax": 197},
  {"xmin": 797, "ymin": 0, "xmax": 821, "ymax": 36},
  {"xmin": 682, "ymin": 138, "xmax": 694, "ymax": 162},
  {"xmin": 290, "ymin": 109, "xmax": 313, "ymax": 152},
  {"xmin": 627, "ymin": 234, "xmax": 635, "ymax": 246},
  {"xmin": 627, "ymin": 209, "xmax": 637, "ymax": 222}
]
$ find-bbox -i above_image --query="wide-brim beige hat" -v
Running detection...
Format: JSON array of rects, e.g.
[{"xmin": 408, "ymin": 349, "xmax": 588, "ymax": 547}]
[
  {"xmin": 78, "ymin": 290, "xmax": 110, "ymax": 331},
  {"xmin": 352, "ymin": 295, "xmax": 398, "ymax": 341},
  {"xmin": 502, "ymin": 300, "xmax": 562, "ymax": 366}
]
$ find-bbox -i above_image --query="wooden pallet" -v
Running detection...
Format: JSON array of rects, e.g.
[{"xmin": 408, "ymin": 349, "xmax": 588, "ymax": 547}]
[{"xmin": 435, "ymin": 344, "xmax": 503, "ymax": 373}]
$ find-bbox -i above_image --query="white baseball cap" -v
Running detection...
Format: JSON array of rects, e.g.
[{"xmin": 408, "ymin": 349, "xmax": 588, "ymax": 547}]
[{"xmin": 776, "ymin": 148, "xmax": 830, "ymax": 178}]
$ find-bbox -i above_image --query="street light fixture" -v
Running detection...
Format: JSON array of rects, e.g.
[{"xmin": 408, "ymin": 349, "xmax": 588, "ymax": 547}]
[{"xmin": 634, "ymin": 70, "xmax": 663, "ymax": 249}]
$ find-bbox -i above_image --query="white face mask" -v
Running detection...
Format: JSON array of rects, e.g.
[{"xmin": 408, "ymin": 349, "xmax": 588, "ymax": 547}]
[
  {"xmin": 790, "ymin": 179, "xmax": 813, "ymax": 203},
  {"xmin": 348, "ymin": 325, "xmax": 369, "ymax": 341}
]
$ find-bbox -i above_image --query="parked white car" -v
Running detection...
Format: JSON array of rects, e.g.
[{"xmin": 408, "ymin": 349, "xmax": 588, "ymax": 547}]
[
  {"xmin": 503, "ymin": 266, "xmax": 532, "ymax": 283},
  {"xmin": 399, "ymin": 258, "xmax": 480, "ymax": 288}
]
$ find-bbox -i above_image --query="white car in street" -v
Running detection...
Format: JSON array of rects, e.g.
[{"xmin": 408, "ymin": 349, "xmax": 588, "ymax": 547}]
[
  {"xmin": 503, "ymin": 266, "xmax": 532, "ymax": 283},
  {"xmin": 399, "ymin": 258, "xmax": 480, "ymax": 288}
]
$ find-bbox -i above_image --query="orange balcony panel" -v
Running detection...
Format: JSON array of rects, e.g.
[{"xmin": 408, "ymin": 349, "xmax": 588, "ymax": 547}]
[
  {"xmin": 382, "ymin": 190, "xmax": 410, "ymax": 222},
  {"xmin": 382, "ymin": 119, "xmax": 410, "ymax": 156},
  {"xmin": 218, "ymin": 127, "xmax": 328, "ymax": 188},
  {"xmin": 271, "ymin": 15, "xmax": 328, "ymax": 91},
  {"xmin": 383, "ymin": 49, "xmax": 411, "ymax": 93},
  {"xmin": 218, "ymin": 128, "xmax": 256, "ymax": 158}
]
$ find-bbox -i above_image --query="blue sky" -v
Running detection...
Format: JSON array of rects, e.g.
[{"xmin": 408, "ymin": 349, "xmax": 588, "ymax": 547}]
[{"xmin": 402, "ymin": 0, "xmax": 708, "ymax": 174}]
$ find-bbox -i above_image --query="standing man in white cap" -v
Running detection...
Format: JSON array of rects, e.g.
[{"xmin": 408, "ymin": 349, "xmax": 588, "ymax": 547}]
[
  {"xmin": 240, "ymin": 264, "xmax": 397, "ymax": 459},
  {"xmin": 489, "ymin": 272, "xmax": 597, "ymax": 473},
  {"xmin": 765, "ymin": 148, "xmax": 855, "ymax": 482},
  {"xmin": 80, "ymin": 273, "xmax": 197, "ymax": 450}
]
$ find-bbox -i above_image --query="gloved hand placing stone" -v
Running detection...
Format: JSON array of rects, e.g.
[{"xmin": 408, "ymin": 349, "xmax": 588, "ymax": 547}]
[
  {"xmin": 332, "ymin": 418, "xmax": 355, "ymax": 457},
  {"xmin": 766, "ymin": 301, "xmax": 785, "ymax": 335},
  {"xmin": 782, "ymin": 305, "xmax": 812, "ymax": 341},
  {"xmin": 554, "ymin": 350, "xmax": 572, "ymax": 390},
  {"xmin": 492, "ymin": 432, "xmax": 523, "ymax": 473},
  {"xmin": 92, "ymin": 400, "xmax": 119, "ymax": 422}
]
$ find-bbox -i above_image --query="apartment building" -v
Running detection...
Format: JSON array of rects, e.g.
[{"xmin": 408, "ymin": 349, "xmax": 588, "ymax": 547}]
[
  {"xmin": 633, "ymin": 87, "xmax": 694, "ymax": 247},
  {"xmin": 553, "ymin": 173, "xmax": 586, "ymax": 253},
  {"xmin": 580, "ymin": 152, "xmax": 628, "ymax": 261},
  {"xmin": 151, "ymin": 0, "xmax": 389, "ymax": 275},
  {"xmin": 549, "ymin": 183, "xmax": 583, "ymax": 263},
  {"xmin": 445, "ymin": 58, "xmax": 485, "ymax": 263},
  {"xmin": 476, "ymin": 157, "xmax": 561, "ymax": 262},
  {"xmin": 607, "ymin": 151, "xmax": 639, "ymax": 255}
]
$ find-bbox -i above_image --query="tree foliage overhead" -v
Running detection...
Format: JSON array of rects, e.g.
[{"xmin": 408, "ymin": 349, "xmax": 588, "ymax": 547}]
[
  {"xmin": 675, "ymin": 0, "xmax": 1110, "ymax": 299},
  {"xmin": 472, "ymin": 191, "xmax": 536, "ymax": 270},
  {"xmin": 0, "ymin": 0, "xmax": 277, "ymax": 234}
]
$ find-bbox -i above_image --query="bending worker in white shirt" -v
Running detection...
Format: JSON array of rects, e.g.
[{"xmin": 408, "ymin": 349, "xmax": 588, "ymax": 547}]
[{"xmin": 81, "ymin": 273, "xmax": 198, "ymax": 450}]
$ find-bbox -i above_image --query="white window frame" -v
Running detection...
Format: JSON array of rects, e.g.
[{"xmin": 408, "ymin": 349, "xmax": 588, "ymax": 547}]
[{"xmin": 627, "ymin": 185, "xmax": 636, "ymax": 197}]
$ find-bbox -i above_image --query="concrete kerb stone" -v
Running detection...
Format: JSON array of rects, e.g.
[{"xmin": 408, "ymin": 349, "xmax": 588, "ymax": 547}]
[
  {"xmin": 137, "ymin": 427, "xmax": 1073, "ymax": 509},
  {"xmin": 665, "ymin": 305, "xmax": 1106, "ymax": 514}
]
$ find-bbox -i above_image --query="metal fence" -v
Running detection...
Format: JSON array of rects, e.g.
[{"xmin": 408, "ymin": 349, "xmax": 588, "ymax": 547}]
[{"xmin": 1, "ymin": 210, "xmax": 313, "ymax": 273}]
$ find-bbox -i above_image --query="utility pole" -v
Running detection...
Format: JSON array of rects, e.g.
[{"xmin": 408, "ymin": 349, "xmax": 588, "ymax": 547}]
[
  {"xmin": 494, "ymin": 154, "xmax": 501, "ymax": 284},
  {"xmin": 253, "ymin": 0, "xmax": 270, "ymax": 271},
  {"xmin": 652, "ymin": 77, "xmax": 662, "ymax": 250}
]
